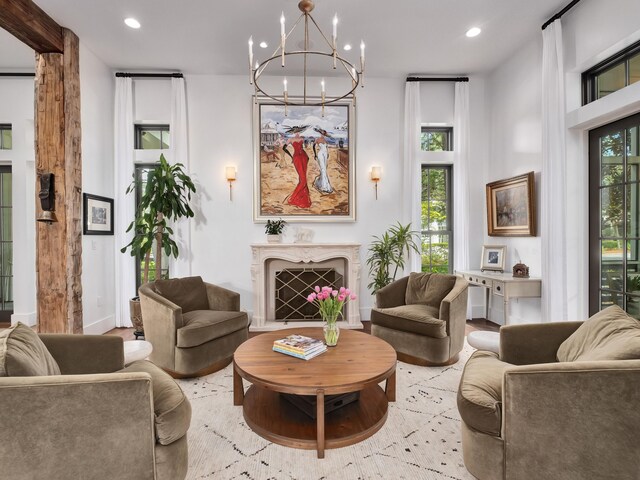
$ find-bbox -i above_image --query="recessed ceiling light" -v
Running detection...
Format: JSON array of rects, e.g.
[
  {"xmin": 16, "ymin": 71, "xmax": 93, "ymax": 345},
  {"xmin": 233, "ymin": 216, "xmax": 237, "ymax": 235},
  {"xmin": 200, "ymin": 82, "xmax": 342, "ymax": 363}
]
[
  {"xmin": 466, "ymin": 27, "xmax": 481, "ymax": 38},
  {"xmin": 124, "ymin": 18, "xmax": 141, "ymax": 29},
  {"xmin": 259, "ymin": 41, "xmax": 268, "ymax": 48},
  {"xmin": 343, "ymin": 44, "xmax": 352, "ymax": 51}
]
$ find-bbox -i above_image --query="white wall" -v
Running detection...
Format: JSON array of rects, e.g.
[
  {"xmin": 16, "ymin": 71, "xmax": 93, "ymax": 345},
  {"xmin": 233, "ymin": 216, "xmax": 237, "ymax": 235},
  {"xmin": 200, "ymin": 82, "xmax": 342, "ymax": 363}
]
[
  {"xmin": 128, "ymin": 74, "xmax": 489, "ymax": 321},
  {"xmin": 485, "ymin": 37, "xmax": 543, "ymax": 324},
  {"xmin": 80, "ymin": 43, "xmax": 116, "ymax": 334},
  {"xmin": 0, "ymin": 77, "xmax": 36, "ymax": 326},
  {"xmin": 128, "ymin": 76, "xmax": 457, "ymax": 319},
  {"xmin": 482, "ymin": 0, "xmax": 640, "ymax": 323},
  {"xmin": 189, "ymin": 75, "xmax": 405, "ymax": 319}
]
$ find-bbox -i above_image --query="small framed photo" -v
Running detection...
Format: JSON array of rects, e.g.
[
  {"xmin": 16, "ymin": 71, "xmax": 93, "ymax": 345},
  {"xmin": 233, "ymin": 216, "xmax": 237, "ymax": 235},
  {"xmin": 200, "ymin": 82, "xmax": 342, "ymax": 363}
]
[
  {"xmin": 481, "ymin": 245, "xmax": 506, "ymax": 272},
  {"xmin": 83, "ymin": 193, "xmax": 114, "ymax": 235}
]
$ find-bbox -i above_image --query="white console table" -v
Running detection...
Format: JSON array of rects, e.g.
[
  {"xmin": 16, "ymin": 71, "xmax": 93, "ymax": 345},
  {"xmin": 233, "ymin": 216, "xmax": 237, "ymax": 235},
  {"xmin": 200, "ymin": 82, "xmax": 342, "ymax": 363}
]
[{"xmin": 456, "ymin": 270, "xmax": 541, "ymax": 325}]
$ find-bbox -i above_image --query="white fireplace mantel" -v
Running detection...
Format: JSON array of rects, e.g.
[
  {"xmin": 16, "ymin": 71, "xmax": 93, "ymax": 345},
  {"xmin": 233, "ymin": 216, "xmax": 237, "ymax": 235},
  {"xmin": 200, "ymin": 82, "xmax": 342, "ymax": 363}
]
[{"xmin": 250, "ymin": 243, "xmax": 362, "ymax": 331}]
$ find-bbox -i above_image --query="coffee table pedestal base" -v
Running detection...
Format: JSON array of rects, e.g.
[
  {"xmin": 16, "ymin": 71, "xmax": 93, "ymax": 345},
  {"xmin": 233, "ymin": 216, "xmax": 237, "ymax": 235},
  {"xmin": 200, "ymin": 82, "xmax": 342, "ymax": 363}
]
[{"xmin": 242, "ymin": 384, "xmax": 389, "ymax": 458}]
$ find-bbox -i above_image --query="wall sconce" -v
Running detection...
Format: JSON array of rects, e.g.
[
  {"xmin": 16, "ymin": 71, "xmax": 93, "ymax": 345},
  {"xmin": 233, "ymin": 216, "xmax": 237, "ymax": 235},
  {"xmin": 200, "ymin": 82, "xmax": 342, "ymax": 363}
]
[
  {"xmin": 370, "ymin": 166, "xmax": 381, "ymax": 200},
  {"xmin": 225, "ymin": 166, "xmax": 236, "ymax": 201},
  {"xmin": 37, "ymin": 172, "xmax": 57, "ymax": 223}
]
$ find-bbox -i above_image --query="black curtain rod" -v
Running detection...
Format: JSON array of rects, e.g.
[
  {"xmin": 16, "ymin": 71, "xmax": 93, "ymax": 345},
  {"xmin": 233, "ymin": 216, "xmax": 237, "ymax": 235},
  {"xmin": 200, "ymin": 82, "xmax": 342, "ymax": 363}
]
[
  {"xmin": 406, "ymin": 77, "xmax": 469, "ymax": 83},
  {"xmin": 0, "ymin": 72, "xmax": 35, "ymax": 77},
  {"xmin": 542, "ymin": 0, "xmax": 582, "ymax": 30},
  {"xmin": 115, "ymin": 72, "xmax": 183, "ymax": 78}
]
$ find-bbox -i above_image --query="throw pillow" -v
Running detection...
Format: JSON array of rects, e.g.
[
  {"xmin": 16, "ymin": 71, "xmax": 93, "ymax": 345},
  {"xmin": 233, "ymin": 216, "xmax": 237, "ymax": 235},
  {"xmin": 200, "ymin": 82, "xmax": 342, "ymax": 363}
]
[
  {"xmin": 556, "ymin": 305, "xmax": 640, "ymax": 362},
  {"xmin": 0, "ymin": 322, "xmax": 61, "ymax": 376},
  {"xmin": 405, "ymin": 272, "xmax": 456, "ymax": 308},
  {"xmin": 154, "ymin": 276, "xmax": 209, "ymax": 313}
]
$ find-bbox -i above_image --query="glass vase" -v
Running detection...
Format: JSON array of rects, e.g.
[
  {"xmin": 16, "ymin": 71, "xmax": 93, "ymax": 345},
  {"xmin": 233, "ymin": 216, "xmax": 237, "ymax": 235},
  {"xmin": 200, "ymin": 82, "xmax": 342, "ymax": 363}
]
[{"xmin": 323, "ymin": 322, "xmax": 340, "ymax": 347}]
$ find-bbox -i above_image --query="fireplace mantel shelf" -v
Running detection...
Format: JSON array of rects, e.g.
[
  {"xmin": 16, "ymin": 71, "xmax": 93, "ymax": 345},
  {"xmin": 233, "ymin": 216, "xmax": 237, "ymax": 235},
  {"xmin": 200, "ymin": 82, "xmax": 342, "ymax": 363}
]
[{"xmin": 250, "ymin": 243, "xmax": 362, "ymax": 332}]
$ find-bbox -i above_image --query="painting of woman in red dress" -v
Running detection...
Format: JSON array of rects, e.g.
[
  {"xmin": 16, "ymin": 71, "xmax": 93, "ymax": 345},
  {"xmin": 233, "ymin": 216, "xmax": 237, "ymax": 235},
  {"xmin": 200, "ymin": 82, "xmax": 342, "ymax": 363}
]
[
  {"xmin": 282, "ymin": 125, "xmax": 311, "ymax": 208},
  {"xmin": 257, "ymin": 102, "xmax": 352, "ymax": 220}
]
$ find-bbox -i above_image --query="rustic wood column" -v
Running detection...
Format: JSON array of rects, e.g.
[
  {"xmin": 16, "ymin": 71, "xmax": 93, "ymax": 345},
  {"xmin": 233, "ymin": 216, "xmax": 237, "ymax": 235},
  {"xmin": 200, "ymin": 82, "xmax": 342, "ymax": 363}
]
[{"xmin": 35, "ymin": 29, "xmax": 82, "ymax": 333}]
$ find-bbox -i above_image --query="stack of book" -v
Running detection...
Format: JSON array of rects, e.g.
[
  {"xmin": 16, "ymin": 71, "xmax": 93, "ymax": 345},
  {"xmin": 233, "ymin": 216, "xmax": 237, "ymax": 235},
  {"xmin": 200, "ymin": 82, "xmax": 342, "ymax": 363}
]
[{"xmin": 273, "ymin": 334, "xmax": 327, "ymax": 360}]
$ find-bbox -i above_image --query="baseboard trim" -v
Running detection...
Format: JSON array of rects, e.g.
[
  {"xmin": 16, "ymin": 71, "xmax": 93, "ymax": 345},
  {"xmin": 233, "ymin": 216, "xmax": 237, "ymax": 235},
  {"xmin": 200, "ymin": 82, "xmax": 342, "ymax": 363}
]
[
  {"xmin": 11, "ymin": 312, "xmax": 37, "ymax": 327},
  {"xmin": 84, "ymin": 314, "xmax": 115, "ymax": 335}
]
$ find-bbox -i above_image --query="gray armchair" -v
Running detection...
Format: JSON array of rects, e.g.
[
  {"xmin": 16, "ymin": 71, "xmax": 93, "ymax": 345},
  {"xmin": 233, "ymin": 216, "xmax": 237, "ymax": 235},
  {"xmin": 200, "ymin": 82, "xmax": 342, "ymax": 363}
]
[
  {"xmin": 0, "ymin": 333, "xmax": 190, "ymax": 480},
  {"xmin": 139, "ymin": 275, "xmax": 249, "ymax": 377},
  {"xmin": 457, "ymin": 306, "xmax": 640, "ymax": 480},
  {"xmin": 371, "ymin": 272, "xmax": 469, "ymax": 365}
]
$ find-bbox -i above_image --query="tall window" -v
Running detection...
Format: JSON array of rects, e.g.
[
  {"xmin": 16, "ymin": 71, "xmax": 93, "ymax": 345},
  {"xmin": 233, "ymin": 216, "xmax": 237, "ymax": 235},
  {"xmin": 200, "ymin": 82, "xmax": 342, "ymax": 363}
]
[
  {"xmin": 135, "ymin": 124, "xmax": 170, "ymax": 150},
  {"xmin": 421, "ymin": 165, "xmax": 452, "ymax": 273},
  {"xmin": 583, "ymin": 40, "xmax": 640, "ymax": 104},
  {"xmin": 421, "ymin": 127, "xmax": 452, "ymax": 151},
  {"xmin": 134, "ymin": 164, "xmax": 169, "ymax": 290},
  {"xmin": 589, "ymin": 112, "xmax": 640, "ymax": 319},
  {"xmin": 0, "ymin": 166, "xmax": 12, "ymax": 323},
  {"xmin": 0, "ymin": 124, "xmax": 11, "ymax": 150}
]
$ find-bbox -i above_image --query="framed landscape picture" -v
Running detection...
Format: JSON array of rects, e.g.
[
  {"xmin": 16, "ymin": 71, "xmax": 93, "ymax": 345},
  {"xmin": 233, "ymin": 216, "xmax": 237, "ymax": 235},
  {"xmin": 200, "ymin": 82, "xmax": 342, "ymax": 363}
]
[
  {"xmin": 486, "ymin": 171, "xmax": 536, "ymax": 236},
  {"xmin": 83, "ymin": 193, "xmax": 114, "ymax": 235},
  {"xmin": 253, "ymin": 97, "xmax": 355, "ymax": 222}
]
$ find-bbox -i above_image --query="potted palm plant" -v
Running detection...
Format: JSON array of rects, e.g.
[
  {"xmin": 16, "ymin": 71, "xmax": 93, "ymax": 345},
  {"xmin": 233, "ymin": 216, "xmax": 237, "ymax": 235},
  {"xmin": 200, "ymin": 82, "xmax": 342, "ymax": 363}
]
[
  {"xmin": 121, "ymin": 154, "xmax": 197, "ymax": 336},
  {"xmin": 366, "ymin": 222, "xmax": 420, "ymax": 294}
]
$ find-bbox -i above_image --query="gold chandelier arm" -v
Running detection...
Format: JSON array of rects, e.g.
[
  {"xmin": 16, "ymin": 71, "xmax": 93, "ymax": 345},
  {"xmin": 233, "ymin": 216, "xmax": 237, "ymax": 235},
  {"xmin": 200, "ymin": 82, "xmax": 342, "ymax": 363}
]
[
  {"xmin": 338, "ymin": 56, "xmax": 358, "ymax": 81},
  {"xmin": 265, "ymin": 13, "xmax": 305, "ymax": 62},
  {"xmin": 307, "ymin": 14, "xmax": 336, "ymax": 51}
]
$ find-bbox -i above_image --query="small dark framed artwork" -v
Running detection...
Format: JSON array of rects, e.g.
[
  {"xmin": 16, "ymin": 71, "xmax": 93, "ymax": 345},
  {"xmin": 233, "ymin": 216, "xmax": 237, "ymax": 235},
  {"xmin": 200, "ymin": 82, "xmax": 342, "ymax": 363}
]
[{"xmin": 83, "ymin": 193, "xmax": 114, "ymax": 235}]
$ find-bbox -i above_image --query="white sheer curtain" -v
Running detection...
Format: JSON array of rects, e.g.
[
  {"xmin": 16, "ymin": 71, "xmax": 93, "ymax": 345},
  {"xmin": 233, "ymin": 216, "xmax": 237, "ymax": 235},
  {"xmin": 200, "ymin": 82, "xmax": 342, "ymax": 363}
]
[
  {"xmin": 168, "ymin": 77, "xmax": 191, "ymax": 278},
  {"xmin": 541, "ymin": 20, "xmax": 567, "ymax": 322},
  {"xmin": 453, "ymin": 82, "xmax": 470, "ymax": 275},
  {"xmin": 403, "ymin": 82, "xmax": 422, "ymax": 273},
  {"xmin": 114, "ymin": 77, "xmax": 135, "ymax": 327}
]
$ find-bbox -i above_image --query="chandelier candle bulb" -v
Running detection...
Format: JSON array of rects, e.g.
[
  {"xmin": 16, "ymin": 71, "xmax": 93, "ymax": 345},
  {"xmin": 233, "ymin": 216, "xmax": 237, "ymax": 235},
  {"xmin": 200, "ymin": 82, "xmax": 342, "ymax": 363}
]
[
  {"xmin": 248, "ymin": 37, "xmax": 254, "ymax": 83},
  {"xmin": 281, "ymin": 12, "xmax": 286, "ymax": 67},
  {"xmin": 332, "ymin": 14, "xmax": 338, "ymax": 68}
]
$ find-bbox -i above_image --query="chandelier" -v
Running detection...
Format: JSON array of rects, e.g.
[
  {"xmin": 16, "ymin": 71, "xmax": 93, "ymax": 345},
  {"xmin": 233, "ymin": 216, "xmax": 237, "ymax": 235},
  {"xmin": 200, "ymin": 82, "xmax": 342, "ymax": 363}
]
[{"xmin": 248, "ymin": 0, "xmax": 365, "ymax": 114}]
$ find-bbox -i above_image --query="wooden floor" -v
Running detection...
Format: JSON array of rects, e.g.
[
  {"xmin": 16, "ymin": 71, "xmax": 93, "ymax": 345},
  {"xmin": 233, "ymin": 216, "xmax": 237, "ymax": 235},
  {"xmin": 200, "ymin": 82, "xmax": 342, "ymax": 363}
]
[{"xmin": 105, "ymin": 318, "xmax": 501, "ymax": 342}]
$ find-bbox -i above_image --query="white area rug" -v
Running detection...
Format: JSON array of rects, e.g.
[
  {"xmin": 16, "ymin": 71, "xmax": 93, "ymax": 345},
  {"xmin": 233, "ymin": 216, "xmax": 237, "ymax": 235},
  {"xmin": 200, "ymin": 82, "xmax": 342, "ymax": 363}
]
[{"xmin": 177, "ymin": 344, "xmax": 475, "ymax": 480}]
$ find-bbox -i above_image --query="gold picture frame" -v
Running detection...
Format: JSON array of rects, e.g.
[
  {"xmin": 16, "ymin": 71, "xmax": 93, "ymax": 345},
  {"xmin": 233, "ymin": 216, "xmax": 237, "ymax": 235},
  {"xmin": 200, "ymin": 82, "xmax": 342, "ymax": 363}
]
[
  {"xmin": 486, "ymin": 171, "xmax": 536, "ymax": 236},
  {"xmin": 253, "ymin": 97, "xmax": 356, "ymax": 223}
]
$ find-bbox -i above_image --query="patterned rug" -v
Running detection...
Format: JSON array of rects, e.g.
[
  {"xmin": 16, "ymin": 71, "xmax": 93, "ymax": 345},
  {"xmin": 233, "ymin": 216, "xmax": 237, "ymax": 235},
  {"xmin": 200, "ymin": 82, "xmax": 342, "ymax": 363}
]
[{"xmin": 177, "ymin": 343, "xmax": 475, "ymax": 480}]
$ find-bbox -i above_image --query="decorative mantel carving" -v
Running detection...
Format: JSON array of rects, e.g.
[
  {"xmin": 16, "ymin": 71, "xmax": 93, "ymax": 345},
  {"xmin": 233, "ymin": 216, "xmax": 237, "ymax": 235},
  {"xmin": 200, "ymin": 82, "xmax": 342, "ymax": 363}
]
[{"xmin": 250, "ymin": 243, "xmax": 362, "ymax": 331}]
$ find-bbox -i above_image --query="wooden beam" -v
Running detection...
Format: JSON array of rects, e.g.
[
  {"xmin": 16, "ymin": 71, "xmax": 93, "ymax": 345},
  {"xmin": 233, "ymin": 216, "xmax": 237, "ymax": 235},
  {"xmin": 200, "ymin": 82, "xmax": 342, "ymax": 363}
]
[
  {"xmin": 35, "ymin": 29, "xmax": 82, "ymax": 334},
  {"xmin": 0, "ymin": 0, "xmax": 64, "ymax": 53}
]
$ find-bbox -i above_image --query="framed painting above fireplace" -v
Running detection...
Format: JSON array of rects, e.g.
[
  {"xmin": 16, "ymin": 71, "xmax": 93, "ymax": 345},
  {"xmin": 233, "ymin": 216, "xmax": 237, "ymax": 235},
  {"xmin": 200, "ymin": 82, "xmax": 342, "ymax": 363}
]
[{"xmin": 253, "ymin": 97, "xmax": 356, "ymax": 222}]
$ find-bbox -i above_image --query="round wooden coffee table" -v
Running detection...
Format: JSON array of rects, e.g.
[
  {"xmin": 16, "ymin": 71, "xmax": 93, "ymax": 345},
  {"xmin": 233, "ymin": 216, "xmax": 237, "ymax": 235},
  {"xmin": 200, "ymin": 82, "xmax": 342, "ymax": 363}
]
[{"xmin": 233, "ymin": 327, "xmax": 397, "ymax": 458}]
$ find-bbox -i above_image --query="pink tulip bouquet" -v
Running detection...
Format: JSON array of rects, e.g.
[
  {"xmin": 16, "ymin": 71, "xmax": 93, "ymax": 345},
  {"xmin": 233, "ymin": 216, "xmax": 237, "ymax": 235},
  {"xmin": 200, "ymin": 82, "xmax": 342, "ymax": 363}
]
[{"xmin": 307, "ymin": 286, "xmax": 357, "ymax": 346}]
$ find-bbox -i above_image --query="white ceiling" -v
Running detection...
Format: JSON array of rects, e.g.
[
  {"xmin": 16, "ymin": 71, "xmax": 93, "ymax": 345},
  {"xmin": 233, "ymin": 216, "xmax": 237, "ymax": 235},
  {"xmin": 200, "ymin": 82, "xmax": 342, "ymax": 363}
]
[{"xmin": 1, "ymin": 0, "xmax": 568, "ymax": 76}]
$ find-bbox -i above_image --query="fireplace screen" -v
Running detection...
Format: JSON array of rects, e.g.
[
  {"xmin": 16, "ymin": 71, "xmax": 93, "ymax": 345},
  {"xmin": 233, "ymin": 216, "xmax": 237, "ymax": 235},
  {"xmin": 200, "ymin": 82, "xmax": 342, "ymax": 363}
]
[{"xmin": 275, "ymin": 268, "xmax": 344, "ymax": 321}]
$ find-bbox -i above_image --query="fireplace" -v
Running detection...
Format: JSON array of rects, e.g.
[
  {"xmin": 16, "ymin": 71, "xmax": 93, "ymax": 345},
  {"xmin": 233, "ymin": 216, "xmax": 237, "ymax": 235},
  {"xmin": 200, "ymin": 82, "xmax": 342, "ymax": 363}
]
[
  {"xmin": 250, "ymin": 243, "xmax": 362, "ymax": 331},
  {"xmin": 273, "ymin": 262, "xmax": 345, "ymax": 321}
]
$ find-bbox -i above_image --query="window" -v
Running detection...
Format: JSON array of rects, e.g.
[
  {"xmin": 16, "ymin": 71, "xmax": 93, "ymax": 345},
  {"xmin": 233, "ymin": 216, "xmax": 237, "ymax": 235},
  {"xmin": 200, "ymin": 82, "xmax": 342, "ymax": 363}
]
[
  {"xmin": 421, "ymin": 127, "xmax": 452, "ymax": 152},
  {"xmin": 0, "ymin": 166, "xmax": 12, "ymax": 323},
  {"xmin": 583, "ymin": 40, "xmax": 640, "ymax": 104},
  {"xmin": 589, "ymin": 112, "xmax": 640, "ymax": 319},
  {"xmin": 134, "ymin": 164, "xmax": 169, "ymax": 291},
  {"xmin": 0, "ymin": 124, "xmax": 12, "ymax": 150},
  {"xmin": 134, "ymin": 124, "xmax": 170, "ymax": 150},
  {"xmin": 421, "ymin": 165, "xmax": 452, "ymax": 273}
]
